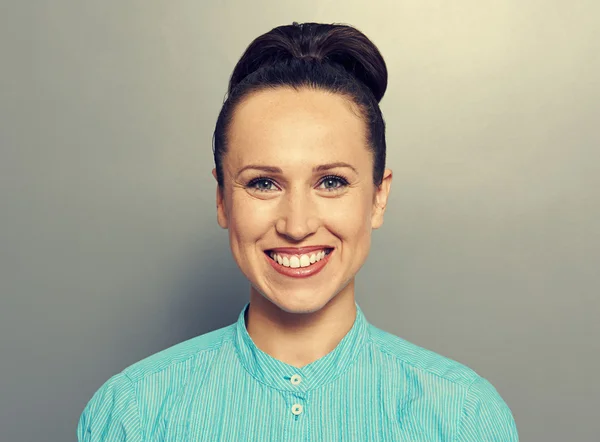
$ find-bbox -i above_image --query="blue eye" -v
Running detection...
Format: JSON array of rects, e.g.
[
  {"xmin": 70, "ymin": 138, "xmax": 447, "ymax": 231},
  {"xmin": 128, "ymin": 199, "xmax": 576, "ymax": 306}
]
[
  {"xmin": 246, "ymin": 175, "xmax": 349, "ymax": 193},
  {"xmin": 248, "ymin": 178, "xmax": 277, "ymax": 191},
  {"xmin": 319, "ymin": 175, "xmax": 349, "ymax": 191}
]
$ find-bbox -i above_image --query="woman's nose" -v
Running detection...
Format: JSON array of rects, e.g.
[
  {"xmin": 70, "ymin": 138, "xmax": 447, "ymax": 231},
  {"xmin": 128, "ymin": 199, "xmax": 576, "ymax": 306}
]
[{"xmin": 275, "ymin": 191, "xmax": 319, "ymax": 241}]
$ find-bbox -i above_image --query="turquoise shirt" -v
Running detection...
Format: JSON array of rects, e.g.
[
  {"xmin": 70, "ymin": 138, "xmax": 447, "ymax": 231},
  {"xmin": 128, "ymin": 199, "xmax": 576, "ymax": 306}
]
[{"xmin": 77, "ymin": 303, "xmax": 518, "ymax": 441}]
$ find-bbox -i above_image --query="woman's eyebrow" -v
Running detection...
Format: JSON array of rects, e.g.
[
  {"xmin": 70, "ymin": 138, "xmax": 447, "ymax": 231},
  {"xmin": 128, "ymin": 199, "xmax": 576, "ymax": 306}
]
[
  {"xmin": 236, "ymin": 162, "xmax": 358, "ymax": 177},
  {"xmin": 236, "ymin": 165, "xmax": 282, "ymax": 176},
  {"xmin": 313, "ymin": 162, "xmax": 358, "ymax": 174}
]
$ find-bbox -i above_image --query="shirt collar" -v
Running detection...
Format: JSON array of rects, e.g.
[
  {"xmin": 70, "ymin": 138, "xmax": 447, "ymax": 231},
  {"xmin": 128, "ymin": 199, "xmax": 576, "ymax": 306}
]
[{"xmin": 233, "ymin": 301, "xmax": 369, "ymax": 393}]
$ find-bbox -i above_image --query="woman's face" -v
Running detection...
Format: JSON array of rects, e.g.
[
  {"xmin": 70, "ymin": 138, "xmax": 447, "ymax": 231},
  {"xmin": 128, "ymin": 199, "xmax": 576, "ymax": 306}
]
[{"xmin": 214, "ymin": 87, "xmax": 392, "ymax": 314}]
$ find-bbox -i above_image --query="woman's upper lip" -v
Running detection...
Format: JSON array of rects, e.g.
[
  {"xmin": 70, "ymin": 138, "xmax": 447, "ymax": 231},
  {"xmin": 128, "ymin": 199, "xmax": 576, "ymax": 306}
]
[{"xmin": 266, "ymin": 245, "xmax": 333, "ymax": 254}]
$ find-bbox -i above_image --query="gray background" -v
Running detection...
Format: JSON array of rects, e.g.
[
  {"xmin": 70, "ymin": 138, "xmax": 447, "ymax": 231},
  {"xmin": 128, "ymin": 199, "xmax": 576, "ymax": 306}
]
[{"xmin": 1, "ymin": 1, "xmax": 598, "ymax": 441}]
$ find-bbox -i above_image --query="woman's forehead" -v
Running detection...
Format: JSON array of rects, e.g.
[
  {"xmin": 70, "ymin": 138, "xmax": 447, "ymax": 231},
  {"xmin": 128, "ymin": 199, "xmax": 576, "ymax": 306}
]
[{"xmin": 227, "ymin": 88, "xmax": 369, "ymax": 165}]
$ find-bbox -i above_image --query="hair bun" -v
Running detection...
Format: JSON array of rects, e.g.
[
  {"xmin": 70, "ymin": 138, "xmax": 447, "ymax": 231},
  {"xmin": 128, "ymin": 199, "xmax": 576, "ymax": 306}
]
[{"xmin": 229, "ymin": 22, "xmax": 388, "ymax": 103}]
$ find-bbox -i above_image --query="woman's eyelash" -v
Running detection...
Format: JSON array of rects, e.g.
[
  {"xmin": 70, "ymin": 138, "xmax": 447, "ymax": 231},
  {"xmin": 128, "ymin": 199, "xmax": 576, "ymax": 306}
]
[
  {"xmin": 246, "ymin": 176, "xmax": 278, "ymax": 191},
  {"xmin": 319, "ymin": 175, "xmax": 349, "ymax": 189},
  {"xmin": 246, "ymin": 175, "xmax": 349, "ymax": 191}
]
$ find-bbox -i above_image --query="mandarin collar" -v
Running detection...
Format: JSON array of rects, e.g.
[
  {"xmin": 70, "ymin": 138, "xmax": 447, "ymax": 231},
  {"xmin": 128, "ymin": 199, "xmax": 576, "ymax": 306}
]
[{"xmin": 233, "ymin": 301, "xmax": 369, "ymax": 393}]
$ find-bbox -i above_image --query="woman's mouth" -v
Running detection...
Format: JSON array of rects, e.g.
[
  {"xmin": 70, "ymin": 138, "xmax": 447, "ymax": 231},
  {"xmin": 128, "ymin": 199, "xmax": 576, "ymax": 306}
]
[{"xmin": 264, "ymin": 248, "xmax": 333, "ymax": 278}]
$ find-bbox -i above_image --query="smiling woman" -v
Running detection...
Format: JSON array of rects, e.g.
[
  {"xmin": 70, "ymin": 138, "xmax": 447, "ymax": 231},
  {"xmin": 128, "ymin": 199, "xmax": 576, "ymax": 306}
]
[
  {"xmin": 217, "ymin": 86, "xmax": 390, "ymax": 318},
  {"xmin": 77, "ymin": 22, "xmax": 518, "ymax": 441}
]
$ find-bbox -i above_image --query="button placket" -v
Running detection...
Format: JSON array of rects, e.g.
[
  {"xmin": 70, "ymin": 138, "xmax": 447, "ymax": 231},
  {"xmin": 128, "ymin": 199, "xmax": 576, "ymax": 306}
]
[{"xmin": 285, "ymin": 373, "xmax": 306, "ymax": 420}]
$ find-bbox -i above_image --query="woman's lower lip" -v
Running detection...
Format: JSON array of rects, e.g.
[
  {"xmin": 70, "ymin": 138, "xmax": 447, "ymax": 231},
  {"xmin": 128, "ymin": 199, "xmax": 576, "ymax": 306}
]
[{"xmin": 264, "ymin": 250, "xmax": 333, "ymax": 278}]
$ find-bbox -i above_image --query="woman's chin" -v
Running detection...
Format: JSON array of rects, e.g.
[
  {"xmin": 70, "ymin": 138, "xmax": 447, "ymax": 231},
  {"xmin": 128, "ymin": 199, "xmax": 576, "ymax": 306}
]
[
  {"xmin": 267, "ymin": 293, "xmax": 331, "ymax": 315},
  {"xmin": 250, "ymin": 280, "xmax": 347, "ymax": 315}
]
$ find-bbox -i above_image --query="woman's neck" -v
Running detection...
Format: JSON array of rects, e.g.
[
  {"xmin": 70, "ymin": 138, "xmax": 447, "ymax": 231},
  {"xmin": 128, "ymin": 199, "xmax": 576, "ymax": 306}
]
[{"xmin": 245, "ymin": 283, "xmax": 357, "ymax": 368}]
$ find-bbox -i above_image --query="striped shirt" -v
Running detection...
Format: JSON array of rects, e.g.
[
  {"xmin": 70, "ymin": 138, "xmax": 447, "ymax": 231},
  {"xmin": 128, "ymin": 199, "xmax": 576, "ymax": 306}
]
[{"xmin": 77, "ymin": 302, "xmax": 518, "ymax": 441}]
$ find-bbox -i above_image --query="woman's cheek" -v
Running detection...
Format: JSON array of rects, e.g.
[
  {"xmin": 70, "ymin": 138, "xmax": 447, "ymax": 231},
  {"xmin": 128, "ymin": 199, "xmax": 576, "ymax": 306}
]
[
  {"xmin": 231, "ymin": 197, "xmax": 273, "ymax": 239},
  {"xmin": 322, "ymin": 193, "xmax": 372, "ymax": 237}
]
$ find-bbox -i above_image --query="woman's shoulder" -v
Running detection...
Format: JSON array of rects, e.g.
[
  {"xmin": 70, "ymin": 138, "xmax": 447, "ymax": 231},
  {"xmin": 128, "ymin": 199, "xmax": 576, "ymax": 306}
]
[
  {"xmin": 366, "ymin": 323, "xmax": 518, "ymax": 440},
  {"xmin": 367, "ymin": 323, "xmax": 481, "ymax": 389},
  {"xmin": 122, "ymin": 322, "xmax": 236, "ymax": 384},
  {"xmin": 365, "ymin": 323, "xmax": 518, "ymax": 440},
  {"xmin": 78, "ymin": 323, "xmax": 237, "ymax": 441}
]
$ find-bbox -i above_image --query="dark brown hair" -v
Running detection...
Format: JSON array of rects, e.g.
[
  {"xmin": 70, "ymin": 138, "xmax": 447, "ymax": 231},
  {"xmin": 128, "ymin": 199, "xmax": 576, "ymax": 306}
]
[{"xmin": 212, "ymin": 22, "xmax": 388, "ymax": 186}]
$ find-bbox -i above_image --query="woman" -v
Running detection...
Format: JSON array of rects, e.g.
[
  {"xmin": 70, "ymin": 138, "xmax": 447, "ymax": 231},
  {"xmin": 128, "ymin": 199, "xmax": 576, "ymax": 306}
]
[{"xmin": 77, "ymin": 22, "xmax": 518, "ymax": 441}]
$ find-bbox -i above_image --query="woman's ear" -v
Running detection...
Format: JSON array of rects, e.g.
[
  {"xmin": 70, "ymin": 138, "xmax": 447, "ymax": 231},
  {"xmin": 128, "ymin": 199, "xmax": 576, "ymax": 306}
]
[
  {"xmin": 371, "ymin": 169, "xmax": 392, "ymax": 229},
  {"xmin": 212, "ymin": 168, "xmax": 228, "ymax": 229}
]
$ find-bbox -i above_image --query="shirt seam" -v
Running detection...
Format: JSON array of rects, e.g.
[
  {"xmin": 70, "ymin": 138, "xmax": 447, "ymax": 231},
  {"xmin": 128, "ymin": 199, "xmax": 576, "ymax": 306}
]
[
  {"xmin": 453, "ymin": 376, "xmax": 480, "ymax": 442},
  {"xmin": 236, "ymin": 360, "xmax": 297, "ymax": 393},
  {"xmin": 122, "ymin": 371, "xmax": 145, "ymax": 442},
  {"xmin": 124, "ymin": 331, "xmax": 234, "ymax": 384},
  {"xmin": 369, "ymin": 333, "xmax": 476, "ymax": 388}
]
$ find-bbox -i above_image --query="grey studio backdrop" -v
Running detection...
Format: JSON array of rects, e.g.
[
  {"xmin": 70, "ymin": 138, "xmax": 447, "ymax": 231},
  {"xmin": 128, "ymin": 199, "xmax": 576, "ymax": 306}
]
[{"xmin": 1, "ymin": 1, "xmax": 598, "ymax": 441}]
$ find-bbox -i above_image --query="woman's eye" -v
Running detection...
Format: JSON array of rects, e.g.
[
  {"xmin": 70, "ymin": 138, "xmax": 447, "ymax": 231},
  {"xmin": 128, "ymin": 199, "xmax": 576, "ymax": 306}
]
[
  {"xmin": 319, "ymin": 176, "xmax": 348, "ymax": 191},
  {"xmin": 248, "ymin": 178, "xmax": 277, "ymax": 192},
  {"xmin": 247, "ymin": 176, "xmax": 348, "ymax": 193}
]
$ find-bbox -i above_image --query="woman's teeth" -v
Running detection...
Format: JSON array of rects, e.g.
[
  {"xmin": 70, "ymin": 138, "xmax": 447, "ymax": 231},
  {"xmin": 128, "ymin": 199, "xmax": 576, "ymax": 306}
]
[{"xmin": 269, "ymin": 250, "xmax": 329, "ymax": 268}]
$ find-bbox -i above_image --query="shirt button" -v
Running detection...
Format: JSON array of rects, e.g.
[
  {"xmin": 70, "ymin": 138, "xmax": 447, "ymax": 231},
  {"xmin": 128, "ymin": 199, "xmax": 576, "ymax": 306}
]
[
  {"xmin": 291, "ymin": 404, "xmax": 303, "ymax": 415},
  {"xmin": 290, "ymin": 374, "xmax": 302, "ymax": 386}
]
